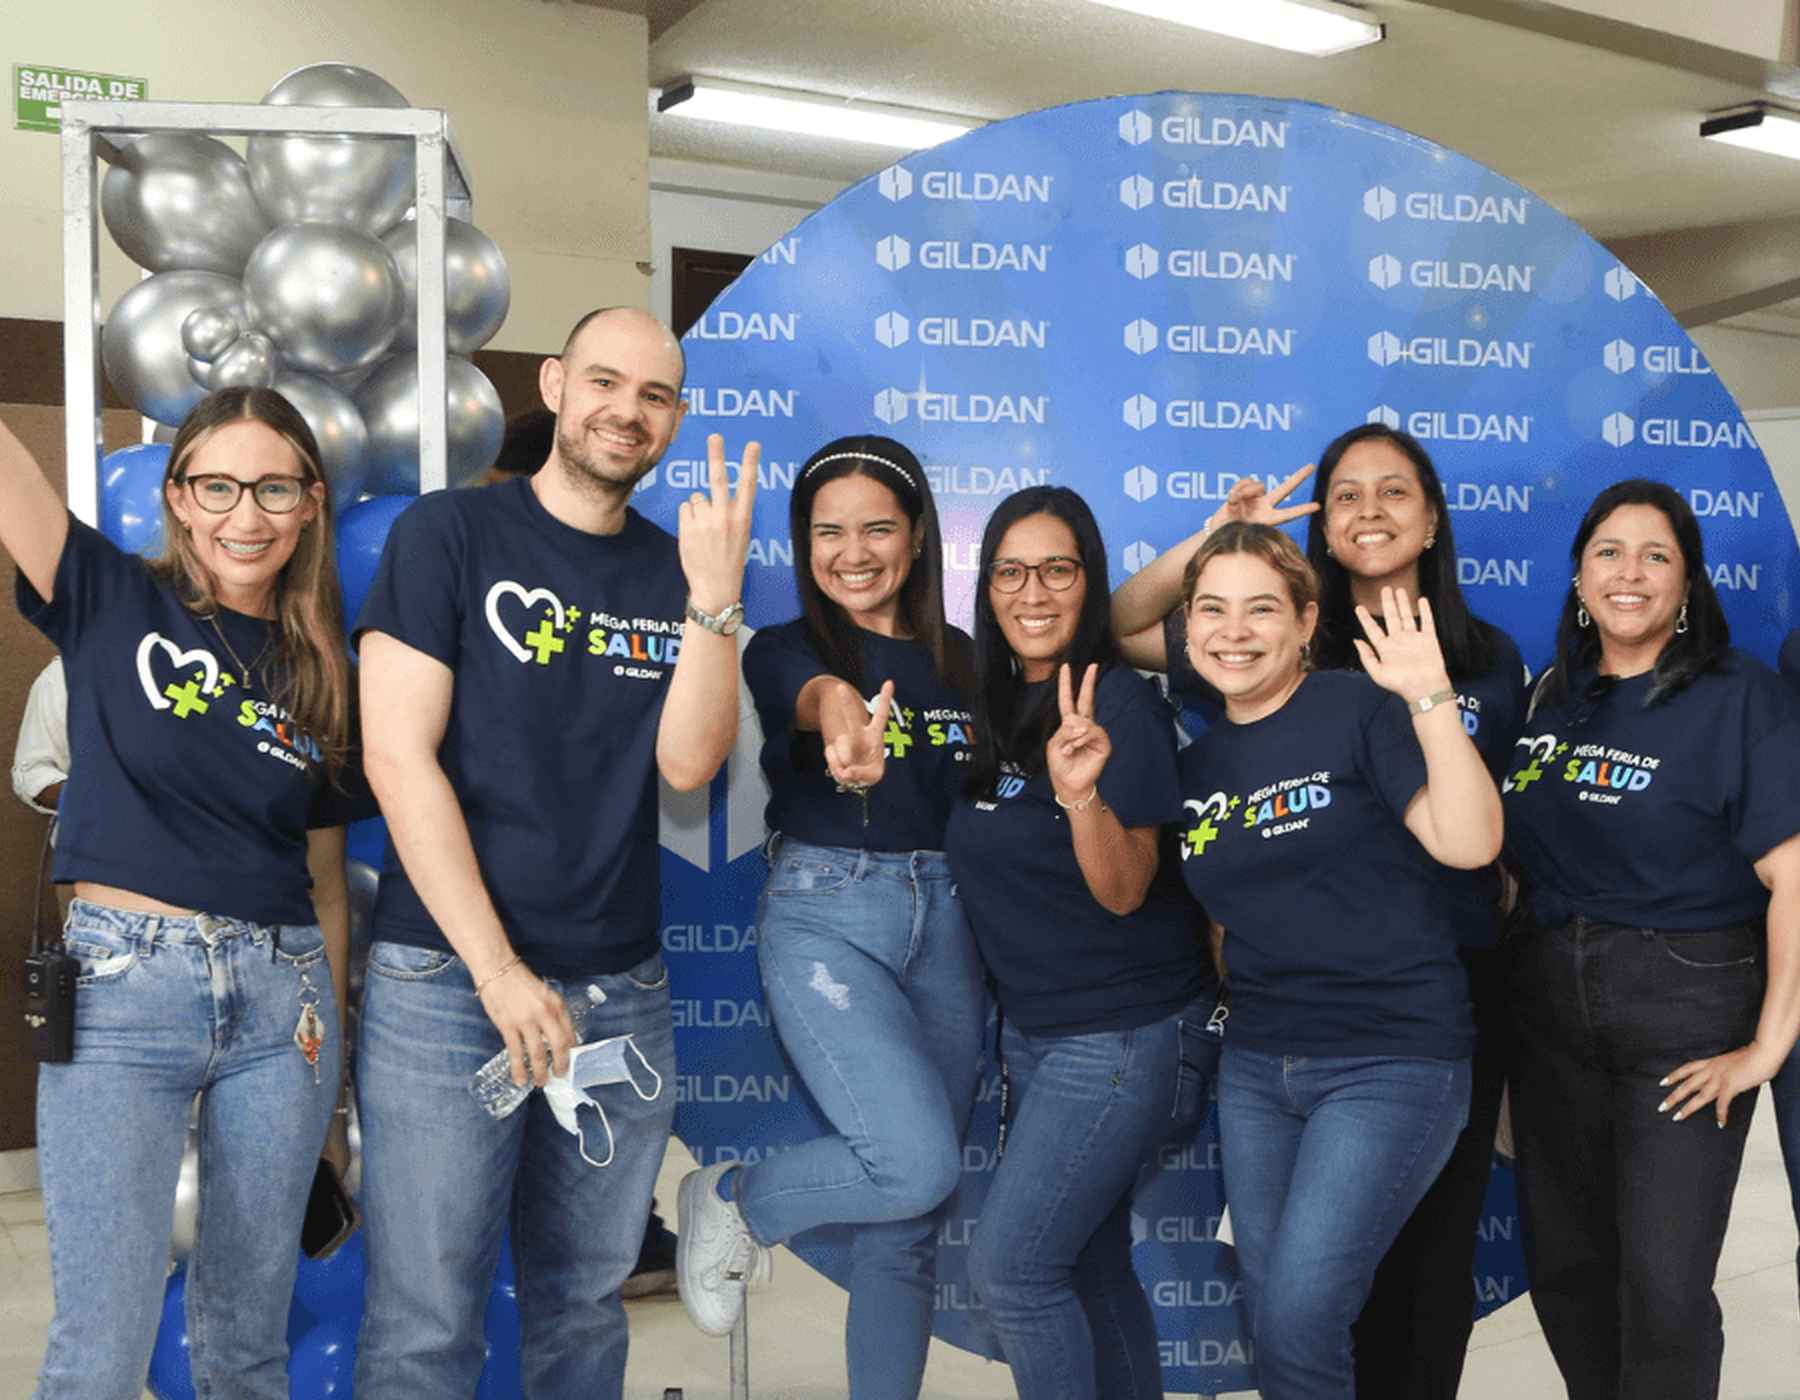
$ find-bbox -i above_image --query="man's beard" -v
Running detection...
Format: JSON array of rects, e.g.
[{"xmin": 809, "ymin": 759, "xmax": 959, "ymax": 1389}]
[{"xmin": 555, "ymin": 414, "xmax": 655, "ymax": 498}]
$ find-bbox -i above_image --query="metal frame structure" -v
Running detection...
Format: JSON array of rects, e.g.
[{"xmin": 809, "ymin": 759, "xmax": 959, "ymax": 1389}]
[{"xmin": 58, "ymin": 98, "xmax": 474, "ymax": 520}]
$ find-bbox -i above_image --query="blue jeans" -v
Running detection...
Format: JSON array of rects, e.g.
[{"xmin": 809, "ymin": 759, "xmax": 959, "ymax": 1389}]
[
  {"xmin": 967, "ymin": 999, "xmax": 1217, "ymax": 1400},
  {"xmin": 1218, "ymin": 1046, "xmax": 1471, "ymax": 1400},
  {"xmin": 736, "ymin": 841, "xmax": 985, "ymax": 1400},
  {"xmin": 353, "ymin": 942, "xmax": 676, "ymax": 1400},
  {"xmin": 34, "ymin": 900, "xmax": 340, "ymax": 1400}
]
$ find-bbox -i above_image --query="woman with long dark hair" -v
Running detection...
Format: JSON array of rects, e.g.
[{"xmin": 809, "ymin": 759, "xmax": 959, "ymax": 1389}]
[
  {"xmin": 675, "ymin": 436, "xmax": 983, "ymax": 1400},
  {"xmin": 1502, "ymin": 478, "xmax": 1800, "ymax": 1400},
  {"xmin": 946, "ymin": 486, "xmax": 1216, "ymax": 1400},
  {"xmin": 4, "ymin": 388, "xmax": 361, "ymax": 1399}
]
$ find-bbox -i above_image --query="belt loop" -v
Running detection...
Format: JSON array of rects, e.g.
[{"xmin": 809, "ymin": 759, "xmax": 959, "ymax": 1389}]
[
  {"xmin": 142, "ymin": 914, "xmax": 160, "ymax": 956},
  {"xmin": 853, "ymin": 849, "xmax": 870, "ymax": 883}
]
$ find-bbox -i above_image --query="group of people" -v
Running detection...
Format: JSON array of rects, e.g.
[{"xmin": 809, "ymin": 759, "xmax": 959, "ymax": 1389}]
[{"xmin": 7, "ymin": 301, "xmax": 1800, "ymax": 1400}]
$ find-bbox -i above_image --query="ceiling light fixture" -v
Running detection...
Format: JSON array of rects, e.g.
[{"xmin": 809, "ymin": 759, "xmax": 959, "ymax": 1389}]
[
  {"xmin": 1086, "ymin": 0, "xmax": 1383, "ymax": 57},
  {"xmin": 656, "ymin": 77, "xmax": 978, "ymax": 150},
  {"xmin": 1701, "ymin": 103, "xmax": 1800, "ymax": 161}
]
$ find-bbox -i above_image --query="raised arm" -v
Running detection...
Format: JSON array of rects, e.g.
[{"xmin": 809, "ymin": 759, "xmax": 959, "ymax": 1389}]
[
  {"xmin": 1047, "ymin": 663, "xmax": 1160, "ymax": 915},
  {"xmin": 657, "ymin": 434, "xmax": 757, "ymax": 791},
  {"xmin": 360, "ymin": 630, "xmax": 575, "ymax": 1085},
  {"xmin": 0, "ymin": 414, "xmax": 73, "ymax": 602}
]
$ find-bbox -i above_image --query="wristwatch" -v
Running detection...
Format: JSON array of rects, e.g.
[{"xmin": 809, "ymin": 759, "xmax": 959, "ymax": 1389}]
[
  {"xmin": 685, "ymin": 598, "xmax": 745, "ymax": 636},
  {"xmin": 1408, "ymin": 687, "xmax": 1458, "ymax": 716}
]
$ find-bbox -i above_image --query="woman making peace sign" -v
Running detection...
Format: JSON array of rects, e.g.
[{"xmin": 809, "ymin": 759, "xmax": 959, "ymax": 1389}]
[
  {"xmin": 946, "ymin": 486, "xmax": 1215, "ymax": 1400},
  {"xmin": 1172, "ymin": 522, "xmax": 1500, "ymax": 1400}
]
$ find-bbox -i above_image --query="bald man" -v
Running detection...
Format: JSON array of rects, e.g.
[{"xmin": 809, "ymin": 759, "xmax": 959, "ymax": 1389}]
[{"xmin": 352, "ymin": 308, "xmax": 757, "ymax": 1398}]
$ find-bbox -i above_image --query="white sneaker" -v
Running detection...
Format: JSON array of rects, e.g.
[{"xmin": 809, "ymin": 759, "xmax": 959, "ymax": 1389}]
[{"xmin": 676, "ymin": 1164, "xmax": 770, "ymax": 1335}]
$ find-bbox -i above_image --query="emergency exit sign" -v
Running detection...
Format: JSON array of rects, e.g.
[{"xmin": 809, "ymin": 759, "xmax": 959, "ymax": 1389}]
[{"xmin": 15, "ymin": 65, "xmax": 147, "ymax": 133}]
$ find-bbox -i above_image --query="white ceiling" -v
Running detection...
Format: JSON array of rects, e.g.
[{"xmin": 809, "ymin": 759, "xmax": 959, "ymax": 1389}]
[{"xmin": 640, "ymin": 0, "xmax": 1800, "ymax": 329}]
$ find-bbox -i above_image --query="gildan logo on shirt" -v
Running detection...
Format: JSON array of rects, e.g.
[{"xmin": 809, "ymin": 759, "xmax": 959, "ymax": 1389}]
[
  {"xmin": 1184, "ymin": 771, "xmax": 1335, "ymax": 854},
  {"xmin": 133, "ymin": 630, "xmax": 318, "ymax": 773},
  {"xmin": 881, "ymin": 693, "xmax": 976, "ymax": 763},
  {"xmin": 1180, "ymin": 790, "xmax": 1238, "ymax": 858},
  {"xmin": 1505, "ymin": 732, "xmax": 1659, "ymax": 807},
  {"xmin": 483, "ymin": 579, "xmax": 682, "ymax": 682}
]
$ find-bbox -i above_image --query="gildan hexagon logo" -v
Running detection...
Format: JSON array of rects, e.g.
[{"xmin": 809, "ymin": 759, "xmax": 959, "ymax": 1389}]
[
  {"xmin": 1124, "ymin": 540, "xmax": 1159, "ymax": 574},
  {"xmin": 1604, "ymin": 265, "xmax": 1640, "ymax": 302},
  {"xmin": 1368, "ymin": 254, "xmax": 1401, "ymax": 290},
  {"xmin": 1363, "ymin": 185, "xmax": 1397, "ymax": 221},
  {"xmin": 874, "ymin": 387, "xmax": 910, "ymax": 424},
  {"xmin": 1125, "ymin": 243, "xmax": 1159, "ymax": 280},
  {"xmin": 1119, "ymin": 174, "xmax": 1155, "ymax": 211},
  {"xmin": 1123, "ymin": 465, "xmax": 1159, "ymax": 502},
  {"xmin": 1603, "ymin": 339, "xmax": 1636, "ymax": 375},
  {"xmin": 1122, "ymin": 394, "xmax": 1158, "ymax": 431},
  {"xmin": 874, "ymin": 311, "xmax": 910, "ymax": 348},
  {"xmin": 1602, "ymin": 411, "xmax": 1635, "ymax": 447},
  {"xmin": 1367, "ymin": 330, "xmax": 1402, "ymax": 367},
  {"xmin": 875, "ymin": 235, "xmax": 910, "ymax": 271},
  {"xmin": 1123, "ymin": 318, "xmax": 1158, "ymax": 355},
  {"xmin": 1119, "ymin": 109, "xmax": 1152, "ymax": 145},
  {"xmin": 878, "ymin": 166, "xmax": 913, "ymax": 202},
  {"xmin": 1367, "ymin": 404, "xmax": 1401, "ymax": 430}
]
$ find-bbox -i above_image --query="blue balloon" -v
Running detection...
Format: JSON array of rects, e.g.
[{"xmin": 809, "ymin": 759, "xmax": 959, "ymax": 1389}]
[
  {"xmin": 146, "ymin": 1264, "xmax": 196, "ymax": 1400},
  {"xmin": 286, "ymin": 1316, "xmax": 358, "ymax": 1397},
  {"xmin": 476, "ymin": 1234, "xmax": 522, "ymax": 1399},
  {"xmin": 346, "ymin": 815, "xmax": 387, "ymax": 871},
  {"xmin": 292, "ymin": 1232, "xmax": 367, "ymax": 1323},
  {"xmin": 99, "ymin": 442, "xmax": 171, "ymax": 556},
  {"xmin": 335, "ymin": 493, "xmax": 413, "ymax": 635}
]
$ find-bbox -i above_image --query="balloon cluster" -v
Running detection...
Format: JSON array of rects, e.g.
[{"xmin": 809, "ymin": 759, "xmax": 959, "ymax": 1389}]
[{"xmin": 100, "ymin": 63, "xmax": 510, "ymax": 504}]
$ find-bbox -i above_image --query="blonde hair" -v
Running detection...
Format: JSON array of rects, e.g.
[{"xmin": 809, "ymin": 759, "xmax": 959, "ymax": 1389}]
[
  {"xmin": 1182, "ymin": 521, "xmax": 1321, "ymax": 619},
  {"xmin": 153, "ymin": 388, "xmax": 352, "ymax": 776}
]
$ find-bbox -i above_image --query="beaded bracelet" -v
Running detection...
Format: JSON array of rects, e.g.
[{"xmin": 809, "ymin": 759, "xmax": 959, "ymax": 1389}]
[{"xmin": 1054, "ymin": 786, "xmax": 1102, "ymax": 813}]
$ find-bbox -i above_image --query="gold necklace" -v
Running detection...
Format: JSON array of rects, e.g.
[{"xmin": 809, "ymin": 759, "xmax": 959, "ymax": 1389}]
[{"xmin": 207, "ymin": 613, "xmax": 274, "ymax": 696}]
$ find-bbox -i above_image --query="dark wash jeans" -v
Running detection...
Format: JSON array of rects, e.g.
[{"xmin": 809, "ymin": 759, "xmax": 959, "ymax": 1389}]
[{"xmin": 1510, "ymin": 915, "xmax": 1764, "ymax": 1400}]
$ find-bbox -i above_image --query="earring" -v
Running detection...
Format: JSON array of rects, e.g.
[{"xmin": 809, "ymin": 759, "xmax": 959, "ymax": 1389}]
[
  {"xmin": 911, "ymin": 543, "xmax": 923, "ymax": 559},
  {"xmin": 1300, "ymin": 640, "xmax": 1312, "ymax": 667},
  {"xmin": 1676, "ymin": 600, "xmax": 1689, "ymax": 635},
  {"xmin": 1571, "ymin": 574, "xmax": 1588, "ymax": 628},
  {"xmin": 1423, "ymin": 533, "xmax": 1436, "ymax": 549}
]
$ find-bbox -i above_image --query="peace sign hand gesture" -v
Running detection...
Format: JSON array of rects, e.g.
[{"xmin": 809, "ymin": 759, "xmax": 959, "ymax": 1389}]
[
  {"xmin": 678, "ymin": 433, "xmax": 759, "ymax": 611},
  {"xmin": 826, "ymin": 680, "xmax": 896, "ymax": 791},
  {"xmin": 1046, "ymin": 663, "xmax": 1112, "ymax": 804},
  {"xmin": 1205, "ymin": 463, "xmax": 1321, "ymax": 532},
  {"xmin": 1353, "ymin": 587, "xmax": 1453, "ymax": 705}
]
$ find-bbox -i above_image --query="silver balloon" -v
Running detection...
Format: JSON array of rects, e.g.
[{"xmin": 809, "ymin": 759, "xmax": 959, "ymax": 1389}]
[
  {"xmin": 102, "ymin": 133, "xmax": 271, "ymax": 276},
  {"xmin": 170, "ymin": 1108, "xmax": 200, "ymax": 1261},
  {"xmin": 383, "ymin": 216, "xmax": 512, "ymax": 354},
  {"xmin": 187, "ymin": 354, "xmax": 215, "ymax": 390},
  {"xmin": 244, "ymin": 222, "xmax": 403, "ymax": 376},
  {"xmin": 271, "ymin": 370, "xmax": 371, "ymax": 507},
  {"xmin": 343, "ymin": 1098, "xmax": 363, "ymax": 1199},
  {"xmin": 355, "ymin": 353, "xmax": 505, "ymax": 493},
  {"xmin": 181, "ymin": 306, "xmax": 242, "ymax": 363},
  {"xmin": 101, "ymin": 271, "xmax": 246, "ymax": 425},
  {"xmin": 246, "ymin": 63, "xmax": 415, "ymax": 235},
  {"xmin": 210, "ymin": 332, "xmax": 279, "ymax": 391},
  {"xmin": 152, "ymin": 422, "xmax": 179, "ymax": 445}
]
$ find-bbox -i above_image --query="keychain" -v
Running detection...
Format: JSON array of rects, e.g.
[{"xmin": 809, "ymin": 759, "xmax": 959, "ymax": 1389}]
[{"xmin": 294, "ymin": 972, "xmax": 325, "ymax": 1085}]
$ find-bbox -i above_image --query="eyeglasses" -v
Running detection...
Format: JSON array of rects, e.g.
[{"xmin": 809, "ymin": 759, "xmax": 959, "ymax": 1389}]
[
  {"xmin": 987, "ymin": 556, "xmax": 1083, "ymax": 593},
  {"xmin": 180, "ymin": 474, "xmax": 310, "ymax": 515}
]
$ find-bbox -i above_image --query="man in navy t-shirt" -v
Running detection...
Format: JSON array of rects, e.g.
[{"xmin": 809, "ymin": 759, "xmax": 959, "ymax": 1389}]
[{"xmin": 351, "ymin": 307, "xmax": 758, "ymax": 1399}]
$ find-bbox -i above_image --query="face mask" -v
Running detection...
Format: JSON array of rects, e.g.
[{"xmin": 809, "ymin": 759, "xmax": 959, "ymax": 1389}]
[{"xmin": 540, "ymin": 1034, "xmax": 663, "ymax": 1168}]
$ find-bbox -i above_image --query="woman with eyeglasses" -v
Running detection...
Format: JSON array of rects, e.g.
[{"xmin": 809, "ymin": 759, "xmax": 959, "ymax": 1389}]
[
  {"xmin": 945, "ymin": 486, "xmax": 1216, "ymax": 1400},
  {"xmin": 3, "ymin": 388, "xmax": 365, "ymax": 1400},
  {"xmin": 674, "ymin": 436, "xmax": 983, "ymax": 1400},
  {"xmin": 1501, "ymin": 479, "xmax": 1800, "ymax": 1400}
]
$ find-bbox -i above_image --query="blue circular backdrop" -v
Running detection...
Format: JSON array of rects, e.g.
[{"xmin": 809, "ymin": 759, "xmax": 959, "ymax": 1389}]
[{"xmin": 645, "ymin": 93, "xmax": 1800, "ymax": 1395}]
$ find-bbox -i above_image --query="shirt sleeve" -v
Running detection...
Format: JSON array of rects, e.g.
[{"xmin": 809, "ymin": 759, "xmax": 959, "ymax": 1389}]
[
  {"xmin": 15, "ymin": 515, "xmax": 143, "ymax": 653},
  {"xmin": 11, "ymin": 656, "xmax": 69, "ymax": 814},
  {"xmin": 1094, "ymin": 667, "xmax": 1183, "ymax": 828},
  {"xmin": 1728, "ymin": 669, "xmax": 1800, "ymax": 865},
  {"xmin": 1359, "ymin": 683, "xmax": 1430, "ymax": 824},
  {"xmin": 351, "ymin": 495, "xmax": 463, "ymax": 668}
]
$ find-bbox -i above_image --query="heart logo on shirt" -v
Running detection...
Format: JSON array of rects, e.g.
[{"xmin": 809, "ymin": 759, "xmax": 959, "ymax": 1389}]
[
  {"xmin": 136, "ymin": 632, "xmax": 222, "ymax": 718},
  {"xmin": 484, "ymin": 580, "xmax": 568, "ymax": 665}
]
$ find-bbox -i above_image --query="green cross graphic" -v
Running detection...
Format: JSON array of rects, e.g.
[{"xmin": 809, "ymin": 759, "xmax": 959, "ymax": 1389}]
[
  {"xmin": 1511, "ymin": 758, "xmax": 1544, "ymax": 790},
  {"xmin": 1186, "ymin": 817, "xmax": 1219, "ymax": 855},
  {"xmin": 885, "ymin": 720, "xmax": 913, "ymax": 757},
  {"xmin": 164, "ymin": 678, "xmax": 210, "ymax": 718},
  {"xmin": 525, "ymin": 618, "xmax": 565, "ymax": 665}
]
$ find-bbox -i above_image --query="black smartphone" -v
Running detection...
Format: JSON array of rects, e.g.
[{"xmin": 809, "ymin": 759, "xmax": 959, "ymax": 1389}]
[{"xmin": 301, "ymin": 1158, "xmax": 359, "ymax": 1260}]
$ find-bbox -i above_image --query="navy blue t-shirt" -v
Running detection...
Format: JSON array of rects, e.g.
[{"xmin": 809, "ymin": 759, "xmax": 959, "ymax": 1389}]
[
  {"xmin": 743, "ymin": 620, "xmax": 974, "ymax": 851},
  {"xmin": 354, "ymin": 476, "xmax": 687, "ymax": 978},
  {"xmin": 1502, "ymin": 650, "xmax": 1800, "ymax": 931},
  {"xmin": 1175, "ymin": 670, "xmax": 1474, "ymax": 1059},
  {"xmin": 946, "ymin": 665, "xmax": 1213, "ymax": 1036},
  {"xmin": 1781, "ymin": 629, "xmax": 1799, "ymax": 696},
  {"xmin": 17, "ymin": 517, "xmax": 360, "ymax": 924}
]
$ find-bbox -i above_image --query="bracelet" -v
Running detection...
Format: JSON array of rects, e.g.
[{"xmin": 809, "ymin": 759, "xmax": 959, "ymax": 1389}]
[
  {"xmin": 1407, "ymin": 687, "xmax": 1458, "ymax": 716},
  {"xmin": 1054, "ymin": 786, "xmax": 1102, "ymax": 812},
  {"xmin": 474, "ymin": 954, "xmax": 522, "ymax": 996}
]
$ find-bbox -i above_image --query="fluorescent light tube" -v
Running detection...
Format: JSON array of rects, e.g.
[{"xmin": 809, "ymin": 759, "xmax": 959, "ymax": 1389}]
[
  {"xmin": 1701, "ymin": 106, "xmax": 1800, "ymax": 161},
  {"xmin": 1087, "ymin": 0, "xmax": 1383, "ymax": 57},
  {"xmin": 657, "ymin": 78, "xmax": 976, "ymax": 150}
]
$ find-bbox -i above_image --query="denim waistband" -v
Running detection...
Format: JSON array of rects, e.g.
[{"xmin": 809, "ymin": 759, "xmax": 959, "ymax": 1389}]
[
  {"xmin": 767, "ymin": 834, "xmax": 954, "ymax": 879},
  {"xmin": 66, "ymin": 897, "xmax": 304, "ymax": 946},
  {"xmin": 1540, "ymin": 913, "xmax": 1764, "ymax": 940}
]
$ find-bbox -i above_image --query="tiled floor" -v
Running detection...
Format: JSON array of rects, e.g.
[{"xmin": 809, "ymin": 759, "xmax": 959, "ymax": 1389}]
[{"xmin": 3, "ymin": 1111, "xmax": 1797, "ymax": 1399}]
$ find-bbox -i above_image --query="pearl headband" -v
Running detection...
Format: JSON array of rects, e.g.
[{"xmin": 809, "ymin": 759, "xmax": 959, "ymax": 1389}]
[{"xmin": 801, "ymin": 450, "xmax": 919, "ymax": 498}]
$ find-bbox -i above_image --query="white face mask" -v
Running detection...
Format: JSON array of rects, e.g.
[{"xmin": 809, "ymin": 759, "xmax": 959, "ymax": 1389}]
[{"xmin": 540, "ymin": 1033, "xmax": 663, "ymax": 1168}]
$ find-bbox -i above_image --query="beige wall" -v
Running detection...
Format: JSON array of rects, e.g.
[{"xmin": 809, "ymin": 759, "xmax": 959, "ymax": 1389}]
[
  {"xmin": 1551, "ymin": 0, "xmax": 1797, "ymax": 59},
  {"xmin": 2, "ymin": 0, "xmax": 652, "ymax": 354}
]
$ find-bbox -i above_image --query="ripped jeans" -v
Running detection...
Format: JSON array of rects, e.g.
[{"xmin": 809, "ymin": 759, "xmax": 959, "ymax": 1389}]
[{"xmin": 736, "ymin": 840, "xmax": 986, "ymax": 1400}]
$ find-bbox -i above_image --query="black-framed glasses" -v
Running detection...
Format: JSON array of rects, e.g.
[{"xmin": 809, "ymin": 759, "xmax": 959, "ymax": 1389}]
[
  {"xmin": 181, "ymin": 474, "xmax": 310, "ymax": 515},
  {"xmin": 987, "ymin": 556, "xmax": 1083, "ymax": 594}
]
